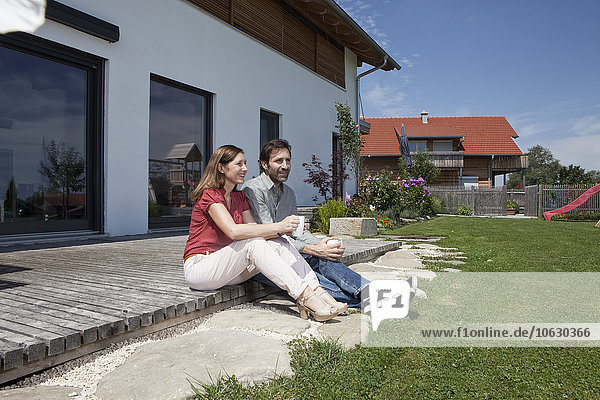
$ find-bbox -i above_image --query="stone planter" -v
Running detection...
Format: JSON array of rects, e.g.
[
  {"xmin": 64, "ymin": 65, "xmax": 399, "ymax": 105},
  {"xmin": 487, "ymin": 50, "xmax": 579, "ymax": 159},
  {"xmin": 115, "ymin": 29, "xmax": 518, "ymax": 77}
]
[
  {"xmin": 329, "ymin": 217, "xmax": 378, "ymax": 237},
  {"xmin": 506, "ymin": 208, "xmax": 516, "ymax": 215}
]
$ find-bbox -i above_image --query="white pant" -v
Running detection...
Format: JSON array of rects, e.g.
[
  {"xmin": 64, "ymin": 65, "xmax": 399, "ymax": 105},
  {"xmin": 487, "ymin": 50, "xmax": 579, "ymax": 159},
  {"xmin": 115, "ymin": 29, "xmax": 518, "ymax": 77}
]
[{"xmin": 184, "ymin": 237, "xmax": 320, "ymax": 299}]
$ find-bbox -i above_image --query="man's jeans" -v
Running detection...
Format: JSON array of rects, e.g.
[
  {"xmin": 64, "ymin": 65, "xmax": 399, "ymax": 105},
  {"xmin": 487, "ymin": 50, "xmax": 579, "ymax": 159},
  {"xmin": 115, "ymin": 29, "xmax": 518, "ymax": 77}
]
[{"xmin": 253, "ymin": 255, "xmax": 369, "ymax": 308}]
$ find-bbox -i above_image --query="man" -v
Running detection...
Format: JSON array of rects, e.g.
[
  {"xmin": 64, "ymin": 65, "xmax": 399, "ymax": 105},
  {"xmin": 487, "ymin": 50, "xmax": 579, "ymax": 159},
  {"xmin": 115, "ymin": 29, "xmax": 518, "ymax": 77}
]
[{"xmin": 243, "ymin": 139, "xmax": 368, "ymax": 307}]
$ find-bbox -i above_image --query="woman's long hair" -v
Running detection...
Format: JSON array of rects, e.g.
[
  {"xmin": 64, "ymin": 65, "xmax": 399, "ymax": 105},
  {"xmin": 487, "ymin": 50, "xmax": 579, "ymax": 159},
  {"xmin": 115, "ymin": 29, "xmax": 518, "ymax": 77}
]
[{"xmin": 192, "ymin": 145, "xmax": 244, "ymax": 202}]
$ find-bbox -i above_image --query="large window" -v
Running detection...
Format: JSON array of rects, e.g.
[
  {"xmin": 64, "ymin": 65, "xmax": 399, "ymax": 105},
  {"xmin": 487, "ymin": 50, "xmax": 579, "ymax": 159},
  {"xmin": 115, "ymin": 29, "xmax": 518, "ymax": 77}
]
[
  {"xmin": 0, "ymin": 35, "xmax": 102, "ymax": 235},
  {"xmin": 148, "ymin": 75, "xmax": 212, "ymax": 228},
  {"xmin": 260, "ymin": 109, "xmax": 279, "ymax": 151}
]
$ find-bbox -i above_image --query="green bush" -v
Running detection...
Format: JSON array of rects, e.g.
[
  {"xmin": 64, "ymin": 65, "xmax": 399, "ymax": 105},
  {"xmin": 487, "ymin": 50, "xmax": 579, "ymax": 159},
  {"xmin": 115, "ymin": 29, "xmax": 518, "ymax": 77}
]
[
  {"xmin": 507, "ymin": 200, "xmax": 519, "ymax": 209},
  {"xmin": 362, "ymin": 170, "xmax": 399, "ymax": 212},
  {"xmin": 551, "ymin": 211, "xmax": 600, "ymax": 221},
  {"xmin": 313, "ymin": 199, "xmax": 347, "ymax": 233},
  {"xmin": 345, "ymin": 195, "xmax": 376, "ymax": 218},
  {"xmin": 457, "ymin": 204, "xmax": 472, "ymax": 216},
  {"xmin": 398, "ymin": 208, "xmax": 421, "ymax": 219},
  {"xmin": 430, "ymin": 195, "xmax": 446, "ymax": 215},
  {"xmin": 397, "ymin": 177, "xmax": 434, "ymax": 216},
  {"xmin": 362, "ymin": 171, "xmax": 435, "ymax": 217}
]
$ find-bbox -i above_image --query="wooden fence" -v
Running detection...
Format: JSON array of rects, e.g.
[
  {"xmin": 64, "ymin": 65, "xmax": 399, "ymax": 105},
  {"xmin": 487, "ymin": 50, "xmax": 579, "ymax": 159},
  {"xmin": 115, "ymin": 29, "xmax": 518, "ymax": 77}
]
[
  {"xmin": 429, "ymin": 186, "xmax": 507, "ymax": 216},
  {"xmin": 524, "ymin": 184, "xmax": 600, "ymax": 217}
]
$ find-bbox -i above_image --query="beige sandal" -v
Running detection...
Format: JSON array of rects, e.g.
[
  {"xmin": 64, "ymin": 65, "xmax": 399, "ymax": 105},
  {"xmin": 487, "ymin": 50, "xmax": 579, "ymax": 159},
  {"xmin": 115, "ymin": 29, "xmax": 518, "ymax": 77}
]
[
  {"xmin": 315, "ymin": 287, "xmax": 348, "ymax": 314},
  {"xmin": 296, "ymin": 292, "xmax": 339, "ymax": 322}
]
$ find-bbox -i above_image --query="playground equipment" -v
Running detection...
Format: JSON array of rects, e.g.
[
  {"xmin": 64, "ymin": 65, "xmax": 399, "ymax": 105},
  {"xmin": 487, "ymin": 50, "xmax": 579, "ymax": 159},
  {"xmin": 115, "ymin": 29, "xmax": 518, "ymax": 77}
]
[{"xmin": 543, "ymin": 183, "xmax": 600, "ymax": 221}]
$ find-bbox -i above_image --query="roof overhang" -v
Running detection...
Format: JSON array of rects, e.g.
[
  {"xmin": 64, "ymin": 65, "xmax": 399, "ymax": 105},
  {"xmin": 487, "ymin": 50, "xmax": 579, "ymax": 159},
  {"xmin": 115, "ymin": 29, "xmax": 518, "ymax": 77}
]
[{"xmin": 283, "ymin": 0, "xmax": 400, "ymax": 70}]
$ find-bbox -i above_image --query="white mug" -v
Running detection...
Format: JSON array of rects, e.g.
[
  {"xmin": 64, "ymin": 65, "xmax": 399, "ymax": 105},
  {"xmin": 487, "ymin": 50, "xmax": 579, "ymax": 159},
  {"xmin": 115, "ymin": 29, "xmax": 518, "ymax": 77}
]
[
  {"xmin": 293, "ymin": 216, "xmax": 305, "ymax": 236},
  {"xmin": 327, "ymin": 239, "xmax": 342, "ymax": 247}
]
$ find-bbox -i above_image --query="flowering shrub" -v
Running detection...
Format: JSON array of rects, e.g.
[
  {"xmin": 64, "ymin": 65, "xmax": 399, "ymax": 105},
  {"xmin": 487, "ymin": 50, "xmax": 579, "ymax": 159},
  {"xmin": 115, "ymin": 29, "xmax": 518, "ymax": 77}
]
[
  {"xmin": 345, "ymin": 194, "xmax": 376, "ymax": 218},
  {"xmin": 377, "ymin": 215, "xmax": 396, "ymax": 229},
  {"xmin": 361, "ymin": 170, "xmax": 434, "ymax": 217},
  {"xmin": 361, "ymin": 170, "xmax": 400, "ymax": 212},
  {"xmin": 397, "ymin": 177, "xmax": 434, "ymax": 216},
  {"xmin": 551, "ymin": 211, "xmax": 600, "ymax": 221}
]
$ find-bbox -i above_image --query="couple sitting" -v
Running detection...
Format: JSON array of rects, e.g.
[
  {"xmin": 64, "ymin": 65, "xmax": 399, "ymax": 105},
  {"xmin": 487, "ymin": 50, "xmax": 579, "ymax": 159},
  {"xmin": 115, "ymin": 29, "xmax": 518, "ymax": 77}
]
[{"xmin": 183, "ymin": 139, "xmax": 367, "ymax": 322}]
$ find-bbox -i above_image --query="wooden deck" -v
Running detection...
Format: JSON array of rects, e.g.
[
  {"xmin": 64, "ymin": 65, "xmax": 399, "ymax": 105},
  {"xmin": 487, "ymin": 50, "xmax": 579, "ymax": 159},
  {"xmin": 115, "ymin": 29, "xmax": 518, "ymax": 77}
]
[{"xmin": 0, "ymin": 233, "xmax": 400, "ymax": 384}]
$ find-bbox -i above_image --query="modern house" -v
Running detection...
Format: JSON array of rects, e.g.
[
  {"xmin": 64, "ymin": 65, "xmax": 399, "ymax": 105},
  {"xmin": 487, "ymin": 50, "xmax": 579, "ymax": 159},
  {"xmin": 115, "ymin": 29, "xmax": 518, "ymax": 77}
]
[
  {"xmin": 362, "ymin": 111, "xmax": 528, "ymax": 187},
  {"xmin": 0, "ymin": 0, "xmax": 399, "ymax": 238}
]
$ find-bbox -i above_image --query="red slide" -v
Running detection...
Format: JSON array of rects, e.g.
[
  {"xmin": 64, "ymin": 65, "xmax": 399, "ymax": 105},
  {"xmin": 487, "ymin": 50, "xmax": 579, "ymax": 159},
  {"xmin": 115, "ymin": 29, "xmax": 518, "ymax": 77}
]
[{"xmin": 543, "ymin": 183, "xmax": 600, "ymax": 221}]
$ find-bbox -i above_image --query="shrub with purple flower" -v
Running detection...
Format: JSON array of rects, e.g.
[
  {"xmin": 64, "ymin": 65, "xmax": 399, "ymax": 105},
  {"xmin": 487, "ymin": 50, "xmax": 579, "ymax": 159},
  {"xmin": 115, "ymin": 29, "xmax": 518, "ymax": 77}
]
[
  {"xmin": 397, "ymin": 177, "xmax": 434, "ymax": 216},
  {"xmin": 360, "ymin": 170, "xmax": 434, "ymax": 217}
]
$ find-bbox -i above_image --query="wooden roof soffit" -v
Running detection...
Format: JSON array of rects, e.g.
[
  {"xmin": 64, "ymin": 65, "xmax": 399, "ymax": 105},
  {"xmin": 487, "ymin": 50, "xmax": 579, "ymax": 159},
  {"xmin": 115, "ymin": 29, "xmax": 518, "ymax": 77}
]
[{"xmin": 282, "ymin": 0, "xmax": 400, "ymax": 70}]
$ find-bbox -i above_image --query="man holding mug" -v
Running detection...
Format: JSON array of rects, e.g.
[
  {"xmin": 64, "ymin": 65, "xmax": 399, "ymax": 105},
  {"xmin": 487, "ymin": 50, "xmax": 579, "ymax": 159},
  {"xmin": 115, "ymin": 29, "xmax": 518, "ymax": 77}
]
[{"xmin": 243, "ymin": 139, "xmax": 367, "ymax": 307}]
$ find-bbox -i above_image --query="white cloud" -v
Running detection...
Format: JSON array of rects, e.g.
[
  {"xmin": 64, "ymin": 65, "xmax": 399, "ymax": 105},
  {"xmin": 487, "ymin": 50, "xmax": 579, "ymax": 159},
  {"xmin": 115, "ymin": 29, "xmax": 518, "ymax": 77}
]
[
  {"xmin": 571, "ymin": 114, "xmax": 600, "ymax": 137},
  {"xmin": 337, "ymin": 0, "xmax": 389, "ymax": 47},
  {"xmin": 511, "ymin": 108, "xmax": 600, "ymax": 171},
  {"xmin": 549, "ymin": 134, "xmax": 600, "ymax": 171},
  {"xmin": 361, "ymin": 82, "xmax": 415, "ymax": 117}
]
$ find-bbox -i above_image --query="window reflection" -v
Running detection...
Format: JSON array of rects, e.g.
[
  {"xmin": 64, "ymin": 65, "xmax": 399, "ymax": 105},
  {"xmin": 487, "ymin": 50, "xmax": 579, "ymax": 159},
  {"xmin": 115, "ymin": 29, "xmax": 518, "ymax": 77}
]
[
  {"xmin": 149, "ymin": 77, "xmax": 210, "ymax": 226},
  {"xmin": 0, "ymin": 45, "xmax": 88, "ymax": 228}
]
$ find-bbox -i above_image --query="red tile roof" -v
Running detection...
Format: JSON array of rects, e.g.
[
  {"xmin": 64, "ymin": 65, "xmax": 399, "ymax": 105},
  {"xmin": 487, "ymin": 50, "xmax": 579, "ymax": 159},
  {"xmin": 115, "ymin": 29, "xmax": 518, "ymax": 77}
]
[{"xmin": 362, "ymin": 116, "xmax": 523, "ymax": 156}]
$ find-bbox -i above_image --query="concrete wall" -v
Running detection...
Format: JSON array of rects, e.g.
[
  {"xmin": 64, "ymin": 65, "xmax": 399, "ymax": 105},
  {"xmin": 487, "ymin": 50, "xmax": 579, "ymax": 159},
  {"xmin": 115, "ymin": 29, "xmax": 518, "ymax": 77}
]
[{"xmin": 32, "ymin": 0, "xmax": 358, "ymax": 236}]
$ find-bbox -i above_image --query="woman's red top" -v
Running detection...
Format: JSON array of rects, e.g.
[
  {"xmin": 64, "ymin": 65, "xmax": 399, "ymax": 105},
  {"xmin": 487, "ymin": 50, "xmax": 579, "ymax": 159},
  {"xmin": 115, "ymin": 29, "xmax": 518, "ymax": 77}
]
[{"xmin": 183, "ymin": 188, "xmax": 249, "ymax": 259}]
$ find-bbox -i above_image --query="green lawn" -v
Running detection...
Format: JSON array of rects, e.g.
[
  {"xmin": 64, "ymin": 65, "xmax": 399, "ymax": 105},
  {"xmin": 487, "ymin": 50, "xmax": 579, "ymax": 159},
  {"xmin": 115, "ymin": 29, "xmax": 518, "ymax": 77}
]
[
  {"xmin": 191, "ymin": 217, "xmax": 600, "ymax": 399},
  {"xmin": 385, "ymin": 216, "xmax": 600, "ymax": 272}
]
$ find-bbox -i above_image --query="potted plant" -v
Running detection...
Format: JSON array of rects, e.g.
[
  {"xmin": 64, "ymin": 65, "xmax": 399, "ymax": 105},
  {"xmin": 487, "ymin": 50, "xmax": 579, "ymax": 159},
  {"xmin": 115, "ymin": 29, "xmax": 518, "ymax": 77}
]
[{"xmin": 506, "ymin": 200, "xmax": 519, "ymax": 215}]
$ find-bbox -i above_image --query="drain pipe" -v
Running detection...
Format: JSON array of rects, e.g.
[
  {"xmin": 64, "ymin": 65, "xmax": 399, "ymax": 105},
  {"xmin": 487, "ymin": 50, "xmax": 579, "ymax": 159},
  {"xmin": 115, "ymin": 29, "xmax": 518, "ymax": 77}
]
[{"xmin": 356, "ymin": 56, "xmax": 390, "ymax": 131}]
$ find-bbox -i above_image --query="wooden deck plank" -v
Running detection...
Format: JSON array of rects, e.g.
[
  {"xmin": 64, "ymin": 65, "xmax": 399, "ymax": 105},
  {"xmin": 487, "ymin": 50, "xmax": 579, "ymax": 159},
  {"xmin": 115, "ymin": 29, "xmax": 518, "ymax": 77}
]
[
  {"xmin": 4, "ymin": 286, "xmax": 146, "ymax": 331},
  {"xmin": 0, "ymin": 292, "xmax": 124, "ymax": 339},
  {"xmin": 15, "ymin": 267, "xmax": 196, "ymax": 307},
  {"xmin": 0, "ymin": 340, "xmax": 23, "ymax": 371},
  {"xmin": 0, "ymin": 298, "xmax": 106, "ymax": 344},
  {"xmin": 0, "ymin": 312, "xmax": 81, "ymax": 351},
  {"xmin": 0, "ymin": 333, "xmax": 46, "ymax": 363},
  {"xmin": 0, "ymin": 318, "xmax": 65, "ymax": 356}
]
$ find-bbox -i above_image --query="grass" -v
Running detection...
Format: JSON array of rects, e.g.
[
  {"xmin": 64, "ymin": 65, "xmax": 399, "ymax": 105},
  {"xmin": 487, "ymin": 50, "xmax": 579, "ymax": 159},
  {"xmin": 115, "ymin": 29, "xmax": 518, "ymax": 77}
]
[
  {"xmin": 190, "ymin": 339, "xmax": 600, "ymax": 399},
  {"xmin": 383, "ymin": 216, "xmax": 600, "ymax": 272},
  {"xmin": 190, "ymin": 217, "xmax": 600, "ymax": 399}
]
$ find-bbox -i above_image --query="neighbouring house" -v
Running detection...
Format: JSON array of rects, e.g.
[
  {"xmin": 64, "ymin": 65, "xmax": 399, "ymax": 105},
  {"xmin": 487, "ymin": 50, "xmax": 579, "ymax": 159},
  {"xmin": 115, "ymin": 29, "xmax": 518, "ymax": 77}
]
[
  {"xmin": 0, "ymin": 0, "xmax": 399, "ymax": 238},
  {"xmin": 362, "ymin": 111, "xmax": 528, "ymax": 187}
]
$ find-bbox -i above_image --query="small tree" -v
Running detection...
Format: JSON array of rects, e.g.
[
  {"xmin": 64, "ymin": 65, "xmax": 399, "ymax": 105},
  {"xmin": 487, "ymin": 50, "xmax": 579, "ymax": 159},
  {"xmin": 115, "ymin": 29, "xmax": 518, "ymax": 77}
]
[
  {"xmin": 40, "ymin": 140, "xmax": 85, "ymax": 219},
  {"xmin": 303, "ymin": 154, "xmax": 348, "ymax": 202},
  {"xmin": 397, "ymin": 150, "xmax": 440, "ymax": 184},
  {"xmin": 335, "ymin": 102, "xmax": 364, "ymax": 193}
]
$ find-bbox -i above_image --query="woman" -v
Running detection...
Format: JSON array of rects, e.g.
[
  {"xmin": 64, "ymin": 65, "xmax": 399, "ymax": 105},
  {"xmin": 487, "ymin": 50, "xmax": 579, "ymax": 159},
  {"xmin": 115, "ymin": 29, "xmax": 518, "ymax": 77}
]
[{"xmin": 183, "ymin": 145, "xmax": 345, "ymax": 322}]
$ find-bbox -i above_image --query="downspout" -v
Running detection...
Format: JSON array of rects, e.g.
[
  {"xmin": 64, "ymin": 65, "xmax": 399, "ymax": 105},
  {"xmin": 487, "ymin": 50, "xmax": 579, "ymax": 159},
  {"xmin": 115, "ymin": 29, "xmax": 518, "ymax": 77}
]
[
  {"xmin": 351, "ymin": 56, "xmax": 389, "ymax": 195},
  {"xmin": 356, "ymin": 56, "xmax": 389, "ymax": 130},
  {"xmin": 489, "ymin": 154, "xmax": 494, "ymax": 187}
]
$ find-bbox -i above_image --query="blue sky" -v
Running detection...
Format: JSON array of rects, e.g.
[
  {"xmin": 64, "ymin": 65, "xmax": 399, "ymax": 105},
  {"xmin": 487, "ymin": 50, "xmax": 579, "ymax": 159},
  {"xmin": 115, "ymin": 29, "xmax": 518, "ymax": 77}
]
[{"xmin": 339, "ymin": 0, "xmax": 600, "ymax": 172}]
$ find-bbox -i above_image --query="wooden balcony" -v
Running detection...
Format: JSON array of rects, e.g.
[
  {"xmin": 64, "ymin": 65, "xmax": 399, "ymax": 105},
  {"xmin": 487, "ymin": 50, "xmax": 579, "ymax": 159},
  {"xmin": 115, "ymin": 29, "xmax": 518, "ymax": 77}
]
[
  {"xmin": 430, "ymin": 152, "xmax": 464, "ymax": 168},
  {"xmin": 491, "ymin": 154, "xmax": 528, "ymax": 171}
]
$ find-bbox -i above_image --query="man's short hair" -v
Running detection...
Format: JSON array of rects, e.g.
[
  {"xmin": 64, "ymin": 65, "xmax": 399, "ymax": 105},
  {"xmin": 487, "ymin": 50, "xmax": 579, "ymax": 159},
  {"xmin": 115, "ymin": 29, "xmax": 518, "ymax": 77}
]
[{"xmin": 259, "ymin": 139, "xmax": 292, "ymax": 172}]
